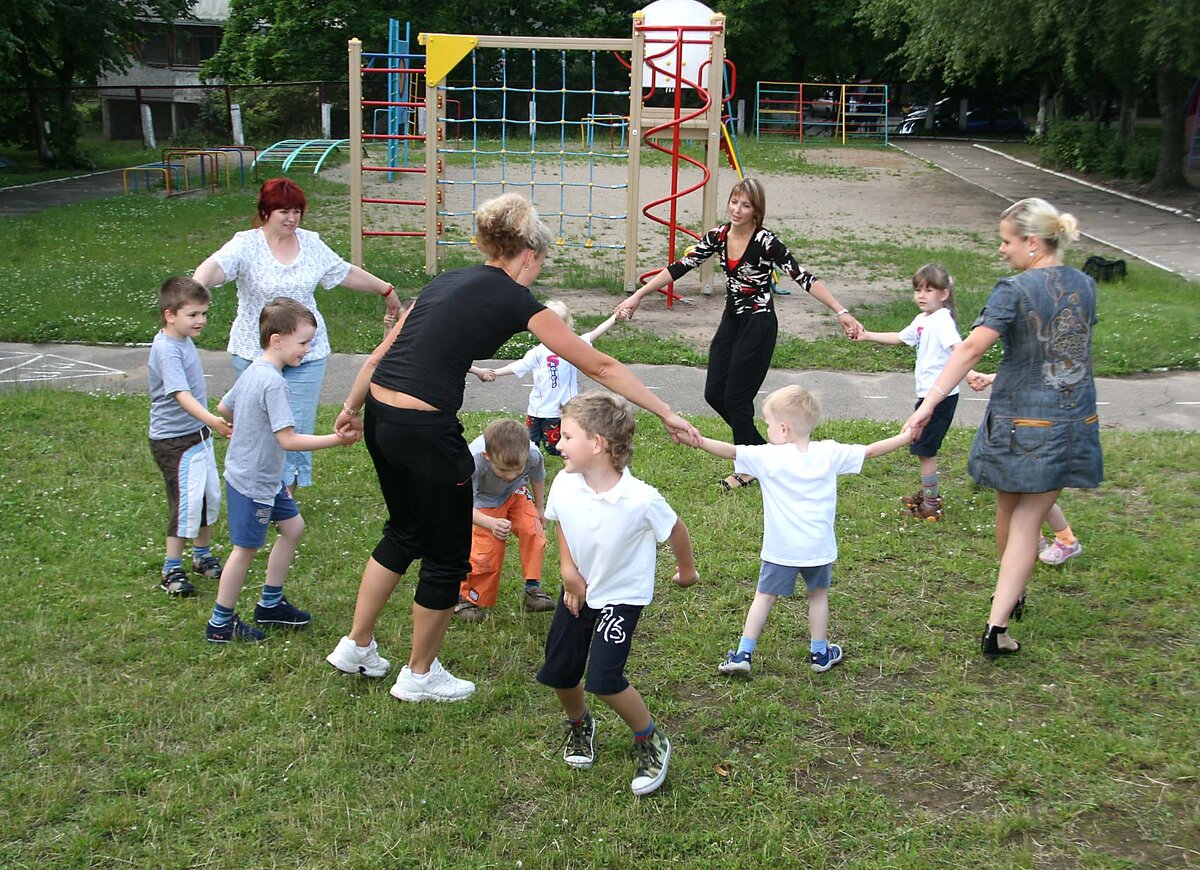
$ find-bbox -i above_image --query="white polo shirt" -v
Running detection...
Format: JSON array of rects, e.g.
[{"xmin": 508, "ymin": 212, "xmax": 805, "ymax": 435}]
[
  {"xmin": 545, "ymin": 468, "xmax": 678, "ymax": 608},
  {"xmin": 735, "ymin": 440, "xmax": 867, "ymax": 567}
]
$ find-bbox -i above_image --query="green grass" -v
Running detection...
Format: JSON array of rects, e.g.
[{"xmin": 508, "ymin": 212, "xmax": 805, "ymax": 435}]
[
  {"xmin": 0, "ymin": 136, "xmax": 162, "ymax": 187},
  {"xmin": 0, "ymin": 389, "xmax": 1196, "ymax": 867}
]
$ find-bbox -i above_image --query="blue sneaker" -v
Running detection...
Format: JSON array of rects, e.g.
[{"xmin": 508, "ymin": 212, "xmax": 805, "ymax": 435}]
[
  {"xmin": 718, "ymin": 649, "xmax": 752, "ymax": 675},
  {"xmin": 253, "ymin": 596, "xmax": 311, "ymax": 628},
  {"xmin": 810, "ymin": 643, "xmax": 843, "ymax": 673},
  {"xmin": 206, "ymin": 615, "xmax": 265, "ymax": 644}
]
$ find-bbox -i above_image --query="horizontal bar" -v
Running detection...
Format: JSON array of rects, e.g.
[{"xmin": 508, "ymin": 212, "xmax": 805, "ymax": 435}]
[
  {"xmin": 363, "ymin": 197, "xmax": 426, "ymax": 205},
  {"xmin": 362, "ymin": 165, "xmax": 426, "ymax": 173},
  {"xmin": 364, "ymin": 231, "xmax": 425, "ymax": 237}
]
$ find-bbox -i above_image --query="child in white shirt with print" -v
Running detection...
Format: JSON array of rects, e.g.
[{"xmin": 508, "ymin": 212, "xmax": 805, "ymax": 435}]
[
  {"xmin": 695, "ymin": 385, "xmax": 910, "ymax": 676},
  {"xmin": 536, "ymin": 391, "xmax": 698, "ymax": 797},
  {"xmin": 855, "ymin": 263, "xmax": 962, "ymax": 520},
  {"xmin": 479, "ymin": 301, "xmax": 618, "ymax": 456}
]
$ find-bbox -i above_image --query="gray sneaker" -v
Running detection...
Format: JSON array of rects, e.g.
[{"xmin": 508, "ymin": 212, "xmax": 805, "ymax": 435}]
[
  {"xmin": 389, "ymin": 658, "xmax": 476, "ymax": 702},
  {"xmin": 630, "ymin": 727, "xmax": 671, "ymax": 796},
  {"xmin": 562, "ymin": 712, "xmax": 596, "ymax": 769}
]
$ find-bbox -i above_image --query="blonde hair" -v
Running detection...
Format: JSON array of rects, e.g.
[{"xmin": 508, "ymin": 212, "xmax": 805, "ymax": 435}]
[
  {"xmin": 475, "ymin": 193, "xmax": 553, "ymax": 260},
  {"xmin": 482, "ymin": 418, "xmax": 531, "ymax": 470},
  {"xmin": 912, "ymin": 262, "xmax": 957, "ymax": 324},
  {"xmin": 258, "ymin": 297, "xmax": 316, "ymax": 348},
  {"xmin": 762, "ymin": 385, "xmax": 822, "ymax": 432},
  {"xmin": 544, "ymin": 300, "xmax": 573, "ymax": 331},
  {"xmin": 729, "ymin": 177, "xmax": 766, "ymax": 231},
  {"xmin": 561, "ymin": 391, "xmax": 636, "ymax": 471},
  {"xmin": 1001, "ymin": 198, "xmax": 1080, "ymax": 249}
]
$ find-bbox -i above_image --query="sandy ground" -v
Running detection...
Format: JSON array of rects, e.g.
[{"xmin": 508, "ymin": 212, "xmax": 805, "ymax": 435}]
[{"xmin": 324, "ymin": 146, "xmax": 1015, "ymax": 346}]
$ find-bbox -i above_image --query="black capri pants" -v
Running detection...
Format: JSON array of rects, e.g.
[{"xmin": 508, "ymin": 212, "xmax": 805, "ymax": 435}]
[{"xmin": 364, "ymin": 395, "xmax": 474, "ymax": 610}]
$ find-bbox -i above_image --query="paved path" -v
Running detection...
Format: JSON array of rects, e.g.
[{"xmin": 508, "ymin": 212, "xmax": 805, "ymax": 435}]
[
  {"xmin": 893, "ymin": 140, "xmax": 1200, "ymax": 281},
  {"xmin": 3, "ymin": 342, "xmax": 1198, "ymax": 432},
  {"xmin": 0, "ymin": 169, "xmax": 127, "ymax": 218}
]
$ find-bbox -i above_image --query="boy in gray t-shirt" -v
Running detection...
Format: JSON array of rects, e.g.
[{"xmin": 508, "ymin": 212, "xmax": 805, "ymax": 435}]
[
  {"xmin": 147, "ymin": 278, "xmax": 233, "ymax": 597},
  {"xmin": 208, "ymin": 298, "xmax": 357, "ymax": 643},
  {"xmin": 455, "ymin": 418, "xmax": 550, "ymax": 621}
]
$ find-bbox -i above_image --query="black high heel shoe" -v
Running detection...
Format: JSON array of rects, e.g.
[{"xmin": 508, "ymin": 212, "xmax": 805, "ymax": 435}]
[{"xmin": 981, "ymin": 624, "xmax": 1020, "ymax": 657}]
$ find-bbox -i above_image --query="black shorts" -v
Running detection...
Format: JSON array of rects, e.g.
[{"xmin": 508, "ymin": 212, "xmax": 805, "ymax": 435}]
[
  {"xmin": 910, "ymin": 393, "xmax": 959, "ymax": 458},
  {"xmin": 536, "ymin": 594, "xmax": 643, "ymax": 696}
]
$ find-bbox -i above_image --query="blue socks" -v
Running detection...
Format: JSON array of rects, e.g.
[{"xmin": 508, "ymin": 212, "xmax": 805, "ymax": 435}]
[
  {"xmin": 736, "ymin": 636, "xmax": 757, "ymax": 656},
  {"xmin": 209, "ymin": 602, "xmax": 234, "ymax": 628},
  {"xmin": 258, "ymin": 584, "xmax": 283, "ymax": 609},
  {"xmin": 921, "ymin": 472, "xmax": 940, "ymax": 500},
  {"xmin": 633, "ymin": 720, "xmax": 655, "ymax": 742},
  {"xmin": 810, "ymin": 639, "xmax": 828, "ymax": 655},
  {"xmin": 193, "ymin": 546, "xmax": 212, "ymax": 561},
  {"xmin": 162, "ymin": 557, "xmax": 183, "ymax": 576}
]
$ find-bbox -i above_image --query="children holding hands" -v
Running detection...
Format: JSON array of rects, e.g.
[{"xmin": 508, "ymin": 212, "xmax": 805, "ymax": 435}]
[
  {"xmin": 208, "ymin": 298, "xmax": 359, "ymax": 642},
  {"xmin": 536, "ymin": 392, "xmax": 698, "ymax": 796},
  {"xmin": 854, "ymin": 263, "xmax": 962, "ymax": 520},
  {"xmin": 148, "ymin": 277, "xmax": 233, "ymax": 596},
  {"xmin": 690, "ymin": 385, "xmax": 911, "ymax": 676}
]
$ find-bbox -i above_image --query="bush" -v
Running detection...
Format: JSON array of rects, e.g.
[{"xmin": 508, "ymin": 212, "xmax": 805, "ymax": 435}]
[{"xmin": 1037, "ymin": 120, "xmax": 1159, "ymax": 182}]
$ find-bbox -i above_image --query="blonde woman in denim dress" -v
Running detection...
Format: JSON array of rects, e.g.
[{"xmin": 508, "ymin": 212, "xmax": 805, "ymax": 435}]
[{"xmin": 905, "ymin": 198, "xmax": 1102, "ymax": 657}]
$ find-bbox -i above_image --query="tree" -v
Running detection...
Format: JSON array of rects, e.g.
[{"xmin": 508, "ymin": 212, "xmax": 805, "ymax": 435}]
[{"xmin": 0, "ymin": 0, "xmax": 193, "ymax": 166}]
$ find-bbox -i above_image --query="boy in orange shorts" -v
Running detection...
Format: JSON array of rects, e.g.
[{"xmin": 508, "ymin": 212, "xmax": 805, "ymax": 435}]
[{"xmin": 455, "ymin": 418, "xmax": 552, "ymax": 621}]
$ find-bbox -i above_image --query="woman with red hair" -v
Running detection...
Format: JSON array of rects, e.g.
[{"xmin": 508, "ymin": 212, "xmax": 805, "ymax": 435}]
[{"xmin": 194, "ymin": 178, "xmax": 402, "ymax": 490}]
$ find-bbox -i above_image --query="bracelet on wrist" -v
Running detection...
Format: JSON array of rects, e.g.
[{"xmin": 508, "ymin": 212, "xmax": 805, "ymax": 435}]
[
  {"xmin": 381, "ymin": 284, "xmax": 394, "ymax": 299},
  {"xmin": 342, "ymin": 404, "xmax": 361, "ymax": 417},
  {"xmin": 835, "ymin": 308, "xmax": 849, "ymax": 317},
  {"xmin": 929, "ymin": 384, "xmax": 947, "ymax": 397}
]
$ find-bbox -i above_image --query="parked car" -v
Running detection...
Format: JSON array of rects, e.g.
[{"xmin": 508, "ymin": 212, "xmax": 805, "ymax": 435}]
[{"xmin": 893, "ymin": 100, "xmax": 1026, "ymax": 136}]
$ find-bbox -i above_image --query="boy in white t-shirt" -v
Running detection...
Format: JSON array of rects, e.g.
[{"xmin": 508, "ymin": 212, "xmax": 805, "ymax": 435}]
[
  {"xmin": 536, "ymin": 392, "xmax": 698, "ymax": 796},
  {"xmin": 854, "ymin": 263, "xmax": 962, "ymax": 520},
  {"xmin": 694, "ymin": 385, "xmax": 910, "ymax": 676},
  {"xmin": 480, "ymin": 301, "xmax": 618, "ymax": 456}
]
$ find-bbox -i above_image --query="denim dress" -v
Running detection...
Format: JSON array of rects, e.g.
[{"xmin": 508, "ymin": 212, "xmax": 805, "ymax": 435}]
[{"xmin": 967, "ymin": 266, "xmax": 1104, "ymax": 492}]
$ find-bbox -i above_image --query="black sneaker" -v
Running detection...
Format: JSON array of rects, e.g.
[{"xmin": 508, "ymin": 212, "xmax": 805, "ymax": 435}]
[
  {"xmin": 192, "ymin": 553, "xmax": 223, "ymax": 579},
  {"xmin": 253, "ymin": 596, "xmax": 311, "ymax": 627},
  {"xmin": 160, "ymin": 565, "xmax": 195, "ymax": 597},
  {"xmin": 206, "ymin": 615, "xmax": 265, "ymax": 643}
]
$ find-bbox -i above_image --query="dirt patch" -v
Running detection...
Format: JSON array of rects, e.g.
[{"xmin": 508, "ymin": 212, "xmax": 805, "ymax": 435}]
[{"xmin": 324, "ymin": 147, "xmax": 1003, "ymax": 348}]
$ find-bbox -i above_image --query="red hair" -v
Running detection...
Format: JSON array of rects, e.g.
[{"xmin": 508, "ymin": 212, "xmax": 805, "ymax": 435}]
[{"xmin": 254, "ymin": 177, "xmax": 307, "ymax": 226}]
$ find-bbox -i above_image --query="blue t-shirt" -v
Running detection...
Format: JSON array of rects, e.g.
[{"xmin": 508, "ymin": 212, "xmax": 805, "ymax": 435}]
[{"xmin": 148, "ymin": 331, "xmax": 208, "ymax": 440}]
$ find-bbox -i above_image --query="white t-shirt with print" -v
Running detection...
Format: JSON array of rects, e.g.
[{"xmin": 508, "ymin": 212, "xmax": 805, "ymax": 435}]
[
  {"xmin": 508, "ymin": 330, "xmax": 598, "ymax": 418},
  {"xmin": 898, "ymin": 307, "xmax": 962, "ymax": 398},
  {"xmin": 545, "ymin": 468, "xmax": 677, "ymax": 608},
  {"xmin": 213, "ymin": 227, "xmax": 352, "ymax": 362},
  {"xmin": 734, "ymin": 441, "xmax": 867, "ymax": 567}
]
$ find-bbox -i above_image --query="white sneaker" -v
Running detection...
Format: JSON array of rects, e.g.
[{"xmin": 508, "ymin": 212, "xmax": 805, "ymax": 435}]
[
  {"xmin": 326, "ymin": 636, "xmax": 390, "ymax": 677},
  {"xmin": 389, "ymin": 658, "xmax": 476, "ymax": 702}
]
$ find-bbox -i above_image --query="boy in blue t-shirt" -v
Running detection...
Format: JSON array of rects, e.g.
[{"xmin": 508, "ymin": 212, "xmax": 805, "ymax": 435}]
[
  {"xmin": 147, "ymin": 277, "xmax": 233, "ymax": 596},
  {"xmin": 209, "ymin": 298, "xmax": 358, "ymax": 642}
]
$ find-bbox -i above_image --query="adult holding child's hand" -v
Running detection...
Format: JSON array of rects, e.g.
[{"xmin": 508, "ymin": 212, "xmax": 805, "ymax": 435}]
[
  {"xmin": 616, "ymin": 177, "xmax": 860, "ymax": 490},
  {"xmin": 193, "ymin": 177, "xmax": 402, "ymax": 491},
  {"xmin": 905, "ymin": 198, "xmax": 1102, "ymax": 658}
]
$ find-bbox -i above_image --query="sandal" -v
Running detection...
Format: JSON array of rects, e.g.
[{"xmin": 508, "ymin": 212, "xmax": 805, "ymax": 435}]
[
  {"xmin": 990, "ymin": 593, "xmax": 1026, "ymax": 622},
  {"xmin": 719, "ymin": 473, "xmax": 757, "ymax": 492},
  {"xmin": 981, "ymin": 624, "xmax": 1020, "ymax": 657}
]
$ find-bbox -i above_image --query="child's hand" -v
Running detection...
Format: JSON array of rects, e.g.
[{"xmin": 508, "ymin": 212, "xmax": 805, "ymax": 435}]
[
  {"xmin": 900, "ymin": 425, "xmax": 915, "ymax": 444},
  {"xmin": 212, "ymin": 418, "xmax": 233, "ymax": 438},
  {"xmin": 490, "ymin": 517, "xmax": 512, "ymax": 540},
  {"xmin": 967, "ymin": 370, "xmax": 994, "ymax": 392},
  {"xmin": 563, "ymin": 591, "xmax": 583, "ymax": 617},
  {"xmin": 337, "ymin": 427, "xmax": 361, "ymax": 445},
  {"xmin": 480, "ymin": 369, "xmax": 496, "ymax": 382},
  {"xmin": 335, "ymin": 410, "xmax": 364, "ymax": 438},
  {"xmin": 673, "ymin": 567, "xmax": 700, "ymax": 587}
]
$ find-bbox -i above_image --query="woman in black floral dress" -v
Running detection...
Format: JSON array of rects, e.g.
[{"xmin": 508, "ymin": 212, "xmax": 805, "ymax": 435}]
[{"xmin": 617, "ymin": 178, "xmax": 861, "ymax": 488}]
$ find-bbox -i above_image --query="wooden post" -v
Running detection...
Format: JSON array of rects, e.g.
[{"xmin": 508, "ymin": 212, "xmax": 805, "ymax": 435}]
[
  {"xmin": 348, "ymin": 39, "xmax": 364, "ymax": 267},
  {"xmin": 624, "ymin": 13, "xmax": 646, "ymax": 294}
]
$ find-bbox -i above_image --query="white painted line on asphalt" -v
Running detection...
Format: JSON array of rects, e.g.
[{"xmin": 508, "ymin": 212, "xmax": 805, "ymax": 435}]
[
  {"xmin": 862, "ymin": 395, "xmax": 891, "ymax": 399},
  {"xmin": 1176, "ymin": 401, "xmax": 1200, "ymax": 406}
]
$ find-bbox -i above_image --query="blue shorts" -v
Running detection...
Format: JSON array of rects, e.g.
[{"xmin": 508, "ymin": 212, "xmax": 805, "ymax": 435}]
[
  {"xmin": 225, "ymin": 481, "xmax": 300, "ymax": 549},
  {"xmin": 757, "ymin": 560, "xmax": 833, "ymax": 596},
  {"xmin": 536, "ymin": 595, "xmax": 643, "ymax": 696}
]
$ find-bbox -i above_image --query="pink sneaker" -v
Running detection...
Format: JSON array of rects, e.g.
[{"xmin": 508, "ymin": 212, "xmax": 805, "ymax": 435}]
[{"xmin": 1039, "ymin": 539, "xmax": 1082, "ymax": 565}]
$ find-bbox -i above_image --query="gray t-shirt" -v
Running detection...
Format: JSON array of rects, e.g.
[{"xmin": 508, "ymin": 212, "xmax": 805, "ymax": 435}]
[
  {"xmin": 468, "ymin": 433, "xmax": 546, "ymax": 509},
  {"xmin": 148, "ymin": 331, "xmax": 208, "ymax": 440},
  {"xmin": 221, "ymin": 359, "xmax": 294, "ymax": 503}
]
